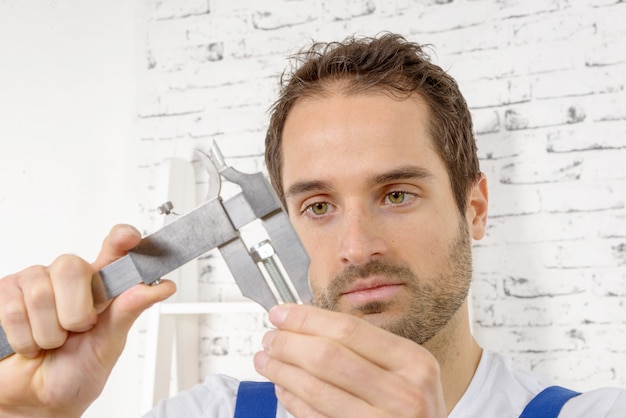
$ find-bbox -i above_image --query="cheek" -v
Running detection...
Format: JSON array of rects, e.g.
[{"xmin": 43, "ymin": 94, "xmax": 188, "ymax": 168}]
[
  {"xmin": 391, "ymin": 218, "xmax": 454, "ymax": 271},
  {"xmin": 301, "ymin": 238, "xmax": 333, "ymax": 291},
  {"xmin": 290, "ymin": 221, "xmax": 330, "ymax": 286}
]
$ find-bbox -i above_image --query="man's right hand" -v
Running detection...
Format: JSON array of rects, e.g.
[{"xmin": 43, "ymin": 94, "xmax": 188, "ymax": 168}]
[{"xmin": 0, "ymin": 224, "xmax": 176, "ymax": 418}]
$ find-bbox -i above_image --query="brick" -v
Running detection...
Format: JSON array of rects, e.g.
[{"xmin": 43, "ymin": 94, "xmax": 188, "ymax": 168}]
[
  {"xmin": 470, "ymin": 275, "xmax": 500, "ymax": 300},
  {"xmin": 137, "ymin": 114, "xmax": 196, "ymax": 140},
  {"xmin": 486, "ymin": 184, "xmax": 542, "ymax": 216},
  {"xmin": 504, "ymin": 100, "xmax": 589, "ymax": 131},
  {"xmin": 190, "ymin": 55, "xmax": 286, "ymax": 88},
  {"xmin": 595, "ymin": 209, "xmax": 626, "ymax": 239},
  {"xmin": 188, "ymin": 106, "xmax": 267, "ymax": 138},
  {"xmin": 592, "ymin": 2, "xmax": 626, "ymax": 36},
  {"xmin": 208, "ymin": 0, "xmax": 266, "ymax": 14},
  {"xmin": 471, "ymin": 109, "xmax": 501, "ymax": 134},
  {"xmin": 149, "ymin": 15, "xmax": 250, "ymax": 49},
  {"xmin": 498, "ymin": 154, "xmax": 584, "ymax": 185},
  {"xmin": 589, "ymin": 325, "xmax": 626, "ymax": 351},
  {"xmin": 476, "ymin": 132, "xmax": 522, "ymax": 161},
  {"xmin": 155, "ymin": 0, "xmax": 210, "ymax": 20},
  {"xmin": 472, "ymin": 243, "xmax": 545, "ymax": 278},
  {"xmin": 525, "ymin": 41, "xmax": 581, "ymax": 74},
  {"xmin": 547, "ymin": 121, "xmax": 626, "ymax": 153},
  {"xmin": 486, "ymin": 212, "xmax": 586, "ymax": 243},
  {"xmin": 571, "ymin": 295, "xmax": 626, "ymax": 324},
  {"xmin": 579, "ymin": 149, "xmax": 626, "ymax": 182},
  {"xmin": 252, "ymin": 2, "xmax": 319, "ymax": 30},
  {"xmin": 209, "ymin": 133, "xmax": 266, "ymax": 158},
  {"xmin": 585, "ymin": 38, "xmax": 626, "ymax": 67},
  {"xmin": 204, "ymin": 313, "xmax": 264, "ymax": 334},
  {"xmin": 413, "ymin": 2, "xmax": 502, "ymax": 33},
  {"xmin": 539, "ymin": 238, "xmax": 625, "ymax": 269},
  {"xmin": 502, "ymin": 274, "xmax": 588, "ymax": 299},
  {"xmin": 475, "ymin": 325, "xmax": 592, "ymax": 353},
  {"xmin": 149, "ymin": 43, "xmax": 225, "ymax": 70},
  {"xmin": 493, "ymin": 0, "xmax": 559, "ymax": 19},
  {"xmin": 526, "ymin": 351, "xmax": 622, "ymax": 389},
  {"xmin": 369, "ymin": 0, "xmax": 412, "ymax": 15},
  {"xmin": 321, "ymin": 0, "xmax": 376, "ymax": 20},
  {"xmin": 540, "ymin": 180, "xmax": 625, "ymax": 212},
  {"xmin": 465, "ymin": 78, "xmax": 532, "ymax": 108},
  {"xmin": 230, "ymin": 30, "xmax": 312, "ymax": 59},
  {"xmin": 533, "ymin": 66, "xmax": 624, "ymax": 100},
  {"xmin": 445, "ymin": 43, "xmax": 578, "ymax": 83},
  {"xmin": 138, "ymin": 88, "xmax": 207, "ymax": 118},
  {"xmin": 475, "ymin": 293, "xmax": 622, "ymax": 329},
  {"xmin": 472, "ymin": 299, "xmax": 555, "ymax": 327},
  {"xmin": 592, "ymin": 268, "xmax": 626, "ymax": 296},
  {"xmin": 412, "ymin": 20, "xmax": 512, "ymax": 55},
  {"xmin": 510, "ymin": 12, "xmax": 596, "ymax": 47},
  {"xmin": 583, "ymin": 91, "xmax": 626, "ymax": 122}
]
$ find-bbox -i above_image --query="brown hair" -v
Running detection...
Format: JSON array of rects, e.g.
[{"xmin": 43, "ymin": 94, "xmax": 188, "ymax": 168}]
[{"xmin": 265, "ymin": 33, "xmax": 480, "ymax": 214}]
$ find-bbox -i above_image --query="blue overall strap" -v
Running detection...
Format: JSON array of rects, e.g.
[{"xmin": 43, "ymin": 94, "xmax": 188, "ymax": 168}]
[
  {"xmin": 234, "ymin": 381, "xmax": 277, "ymax": 418},
  {"xmin": 519, "ymin": 386, "xmax": 581, "ymax": 418}
]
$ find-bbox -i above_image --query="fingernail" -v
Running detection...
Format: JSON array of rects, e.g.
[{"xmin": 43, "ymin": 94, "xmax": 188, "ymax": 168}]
[
  {"xmin": 254, "ymin": 351, "xmax": 268, "ymax": 372},
  {"xmin": 262, "ymin": 330, "xmax": 276, "ymax": 351},
  {"xmin": 119, "ymin": 224, "xmax": 140, "ymax": 238},
  {"xmin": 268, "ymin": 305, "xmax": 289, "ymax": 326}
]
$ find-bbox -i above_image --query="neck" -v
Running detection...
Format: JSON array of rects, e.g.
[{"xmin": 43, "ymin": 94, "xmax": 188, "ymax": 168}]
[{"xmin": 422, "ymin": 299, "xmax": 482, "ymax": 415}]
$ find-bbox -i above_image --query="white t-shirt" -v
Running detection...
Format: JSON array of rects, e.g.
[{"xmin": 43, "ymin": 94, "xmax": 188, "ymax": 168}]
[
  {"xmin": 450, "ymin": 350, "xmax": 625, "ymax": 417},
  {"xmin": 144, "ymin": 350, "xmax": 626, "ymax": 417}
]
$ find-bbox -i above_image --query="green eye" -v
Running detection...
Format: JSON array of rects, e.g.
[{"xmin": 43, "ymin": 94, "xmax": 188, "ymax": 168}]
[
  {"xmin": 387, "ymin": 191, "xmax": 406, "ymax": 204},
  {"xmin": 309, "ymin": 202, "xmax": 329, "ymax": 215}
]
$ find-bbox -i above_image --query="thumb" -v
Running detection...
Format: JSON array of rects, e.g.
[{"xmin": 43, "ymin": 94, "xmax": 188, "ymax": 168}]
[
  {"xmin": 91, "ymin": 279, "xmax": 176, "ymax": 366},
  {"xmin": 92, "ymin": 224, "xmax": 142, "ymax": 270},
  {"xmin": 88, "ymin": 224, "xmax": 176, "ymax": 367}
]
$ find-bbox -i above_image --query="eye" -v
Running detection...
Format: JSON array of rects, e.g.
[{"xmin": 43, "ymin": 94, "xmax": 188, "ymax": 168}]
[
  {"xmin": 305, "ymin": 201, "xmax": 331, "ymax": 216},
  {"xmin": 386, "ymin": 191, "xmax": 408, "ymax": 205},
  {"xmin": 387, "ymin": 191, "xmax": 407, "ymax": 205}
]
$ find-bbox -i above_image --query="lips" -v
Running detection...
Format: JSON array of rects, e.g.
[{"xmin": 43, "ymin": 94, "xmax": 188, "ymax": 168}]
[{"xmin": 340, "ymin": 278, "xmax": 404, "ymax": 304}]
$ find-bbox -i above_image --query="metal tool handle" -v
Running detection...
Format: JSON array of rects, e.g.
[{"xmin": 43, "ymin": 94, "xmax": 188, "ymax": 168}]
[
  {"xmin": 0, "ymin": 144, "xmax": 312, "ymax": 361},
  {"xmin": 0, "ymin": 325, "xmax": 11, "ymax": 360}
]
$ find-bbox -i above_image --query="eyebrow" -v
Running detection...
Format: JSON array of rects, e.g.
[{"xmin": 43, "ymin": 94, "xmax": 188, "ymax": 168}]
[
  {"xmin": 284, "ymin": 180, "xmax": 333, "ymax": 199},
  {"xmin": 284, "ymin": 165, "xmax": 434, "ymax": 199},
  {"xmin": 368, "ymin": 166, "xmax": 434, "ymax": 187}
]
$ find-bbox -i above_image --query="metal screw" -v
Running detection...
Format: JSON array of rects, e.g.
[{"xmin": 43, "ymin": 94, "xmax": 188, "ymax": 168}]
[
  {"xmin": 250, "ymin": 240, "xmax": 298, "ymax": 304},
  {"xmin": 158, "ymin": 201, "xmax": 174, "ymax": 215}
]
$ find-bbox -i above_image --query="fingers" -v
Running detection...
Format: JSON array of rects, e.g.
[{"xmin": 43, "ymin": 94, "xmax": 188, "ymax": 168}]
[
  {"xmin": 0, "ymin": 269, "xmax": 39, "ymax": 357},
  {"xmin": 0, "ymin": 255, "xmax": 98, "ymax": 357},
  {"xmin": 0, "ymin": 224, "xmax": 173, "ymax": 364},
  {"xmin": 21, "ymin": 268, "xmax": 68, "ymax": 350},
  {"xmin": 268, "ymin": 304, "xmax": 434, "ymax": 373},
  {"xmin": 256, "ymin": 329, "xmax": 426, "ymax": 417},
  {"xmin": 105, "ymin": 279, "xmax": 176, "ymax": 330},
  {"xmin": 254, "ymin": 340, "xmax": 377, "ymax": 417},
  {"xmin": 92, "ymin": 224, "xmax": 142, "ymax": 270},
  {"xmin": 49, "ymin": 255, "xmax": 99, "ymax": 332},
  {"xmin": 271, "ymin": 379, "xmax": 336, "ymax": 418},
  {"xmin": 256, "ymin": 304, "xmax": 445, "ymax": 417},
  {"xmin": 89, "ymin": 279, "xmax": 176, "ymax": 366}
]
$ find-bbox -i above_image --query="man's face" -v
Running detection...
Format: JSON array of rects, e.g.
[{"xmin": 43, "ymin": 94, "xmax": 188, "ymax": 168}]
[{"xmin": 281, "ymin": 91, "xmax": 486, "ymax": 345}]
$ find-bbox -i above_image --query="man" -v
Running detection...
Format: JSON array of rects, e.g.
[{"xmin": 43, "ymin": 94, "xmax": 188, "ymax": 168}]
[{"xmin": 0, "ymin": 34, "xmax": 623, "ymax": 417}]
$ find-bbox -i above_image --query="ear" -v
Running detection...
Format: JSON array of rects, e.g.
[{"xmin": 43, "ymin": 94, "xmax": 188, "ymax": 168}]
[{"xmin": 466, "ymin": 173, "xmax": 488, "ymax": 241}]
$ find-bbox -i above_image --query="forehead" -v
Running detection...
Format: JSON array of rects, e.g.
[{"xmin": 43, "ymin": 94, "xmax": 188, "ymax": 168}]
[{"xmin": 280, "ymin": 91, "xmax": 446, "ymax": 188}]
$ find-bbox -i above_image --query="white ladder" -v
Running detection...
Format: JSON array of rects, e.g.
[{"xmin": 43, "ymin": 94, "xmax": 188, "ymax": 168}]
[{"xmin": 139, "ymin": 156, "xmax": 263, "ymax": 413}]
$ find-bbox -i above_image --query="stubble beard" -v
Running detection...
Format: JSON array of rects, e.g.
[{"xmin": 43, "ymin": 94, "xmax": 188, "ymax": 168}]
[{"xmin": 312, "ymin": 219, "xmax": 473, "ymax": 346}]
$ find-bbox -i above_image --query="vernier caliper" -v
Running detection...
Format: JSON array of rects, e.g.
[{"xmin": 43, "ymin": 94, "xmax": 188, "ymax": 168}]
[{"xmin": 0, "ymin": 142, "xmax": 311, "ymax": 360}]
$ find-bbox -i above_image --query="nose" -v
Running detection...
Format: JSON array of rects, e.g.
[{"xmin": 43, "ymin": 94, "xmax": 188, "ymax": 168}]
[{"xmin": 337, "ymin": 204, "xmax": 388, "ymax": 266}]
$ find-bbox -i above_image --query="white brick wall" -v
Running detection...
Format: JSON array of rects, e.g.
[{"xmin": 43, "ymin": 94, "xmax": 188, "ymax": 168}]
[{"xmin": 135, "ymin": 0, "xmax": 626, "ymax": 395}]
